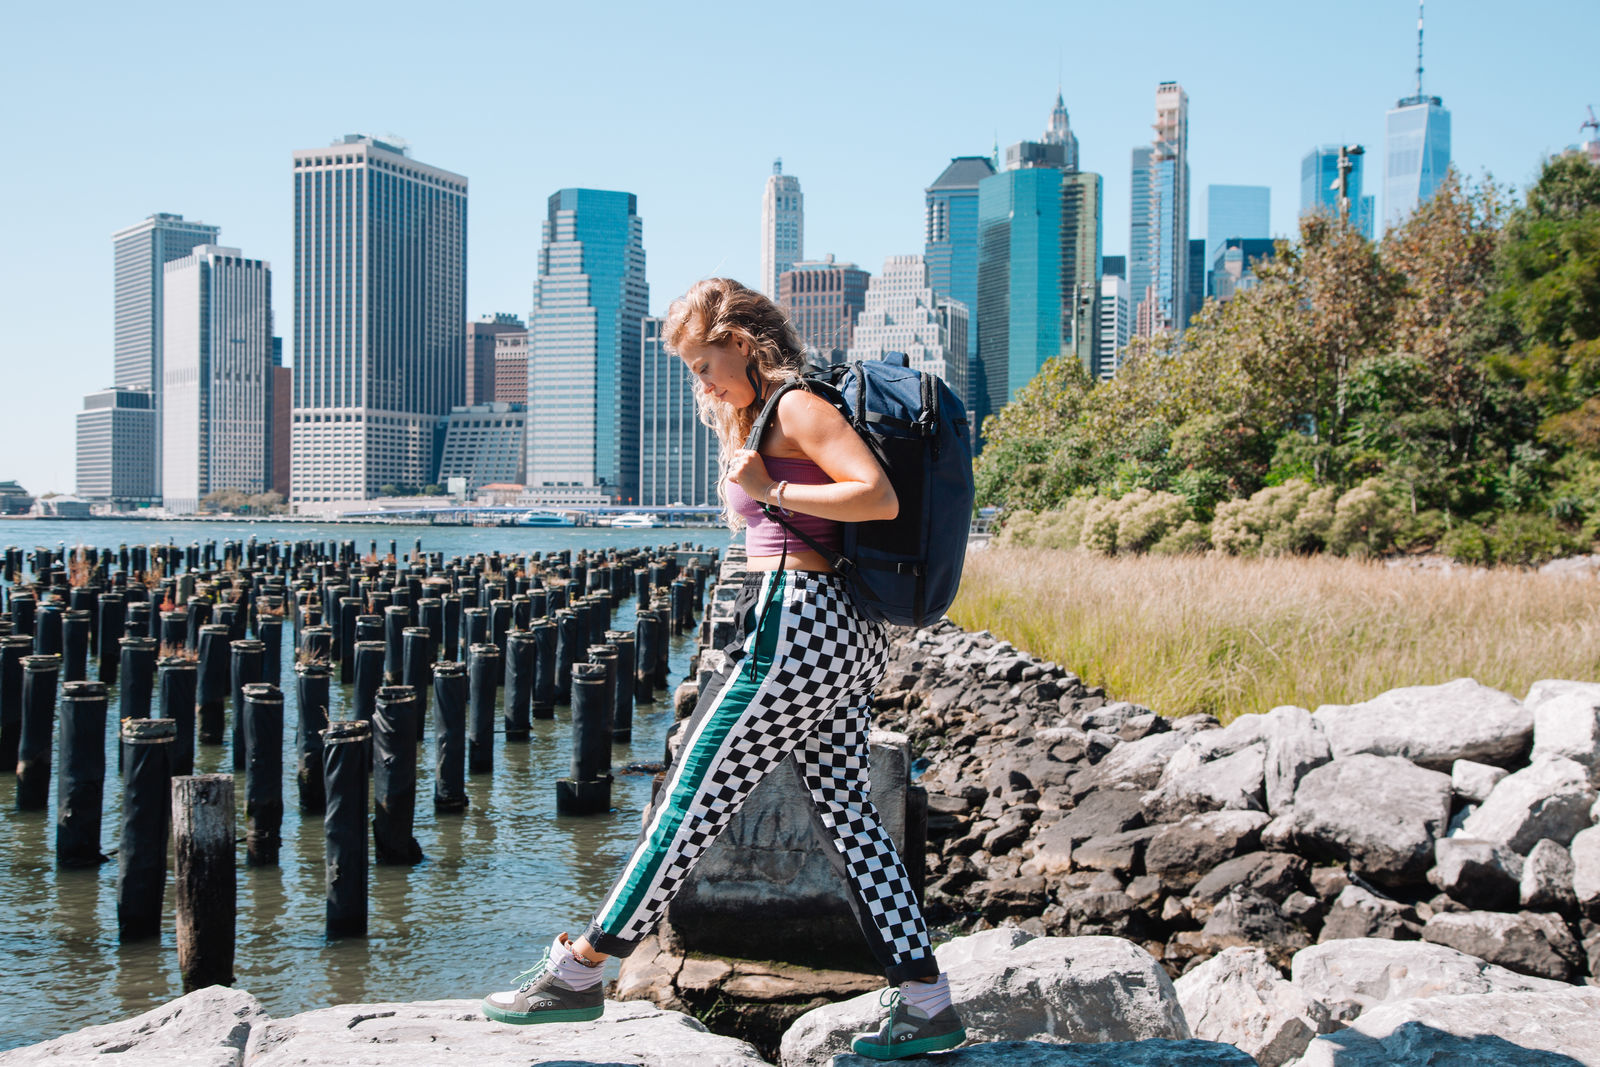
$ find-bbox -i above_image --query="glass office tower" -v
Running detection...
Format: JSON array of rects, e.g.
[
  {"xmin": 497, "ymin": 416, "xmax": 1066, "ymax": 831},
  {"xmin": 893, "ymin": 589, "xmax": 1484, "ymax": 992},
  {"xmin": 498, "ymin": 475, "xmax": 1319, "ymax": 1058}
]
[
  {"xmin": 527, "ymin": 188, "xmax": 649, "ymax": 503},
  {"xmin": 1385, "ymin": 98, "xmax": 1451, "ymax": 230},
  {"xmin": 1300, "ymin": 147, "xmax": 1374, "ymax": 239},
  {"xmin": 925, "ymin": 156, "xmax": 994, "ymax": 416}
]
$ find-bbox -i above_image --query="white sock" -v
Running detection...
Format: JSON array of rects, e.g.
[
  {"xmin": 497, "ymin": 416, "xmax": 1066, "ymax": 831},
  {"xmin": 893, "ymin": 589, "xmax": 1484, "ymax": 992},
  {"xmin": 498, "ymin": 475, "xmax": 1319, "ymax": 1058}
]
[
  {"xmin": 550, "ymin": 934, "xmax": 604, "ymax": 989},
  {"xmin": 899, "ymin": 973, "xmax": 951, "ymax": 1017}
]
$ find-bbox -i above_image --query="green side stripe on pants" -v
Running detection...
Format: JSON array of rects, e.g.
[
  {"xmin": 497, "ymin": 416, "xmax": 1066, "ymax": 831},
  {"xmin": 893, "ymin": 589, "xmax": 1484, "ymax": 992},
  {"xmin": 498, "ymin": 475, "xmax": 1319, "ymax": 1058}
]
[{"xmin": 594, "ymin": 571, "xmax": 786, "ymax": 933}]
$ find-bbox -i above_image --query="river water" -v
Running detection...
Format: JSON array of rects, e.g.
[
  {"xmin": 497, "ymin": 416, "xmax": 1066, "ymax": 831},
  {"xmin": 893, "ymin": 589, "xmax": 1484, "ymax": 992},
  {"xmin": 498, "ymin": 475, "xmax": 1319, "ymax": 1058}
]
[{"xmin": 0, "ymin": 518, "xmax": 733, "ymax": 1051}]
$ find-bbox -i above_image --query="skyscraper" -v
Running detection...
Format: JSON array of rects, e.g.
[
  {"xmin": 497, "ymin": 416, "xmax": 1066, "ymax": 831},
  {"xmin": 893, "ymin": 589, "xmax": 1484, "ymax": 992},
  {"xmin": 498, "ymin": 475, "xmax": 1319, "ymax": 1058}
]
[
  {"xmin": 161, "ymin": 245, "xmax": 273, "ymax": 514},
  {"xmin": 1205, "ymin": 185, "xmax": 1271, "ymax": 287},
  {"xmin": 467, "ymin": 314, "xmax": 524, "ymax": 406},
  {"xmin": 113, "ymin": 212, "xmax": 222, "ymax": 393},
  {"xmin": 847, "ymin": 255, "xmax": 969, "ymax": 401},
  {"xmin": 84, "ymin": 211, "xmax": 223, "ymax": 501},
  {"xmin": 761, "ymin": 160, "xmax": 803, "ymax": 300},
  {"xmin": 925, "ymin": 155, "xmax": 995, "ymax": 416},
  {"xmin": 639, "ymin": 317, "xmax": 720, "ymax": 508},
  {"xmin": 290, "ymin": 135, "xmax": 467, "ymax": 507},
  {"xmin": 1187, "ymin": 238, "xmax": 1206, "ymax": 322},
  {"xmin": 76, "ymin": 389, "xmax": 158, "ymax": 507},
  {"xmin": 1301, "ymin": 147, "xmax": 1375, "ymax": 239},
  {"xmin": 975, "ymin": 95, "xmax": 1102, "ymax": 425},
  {"xmin": 1096, "ymin": 273, "xmax": 1131, "ymax": 380},
  {"xmin": 526, "ymin": 188, "xmax": 649, "ymax": 503},
  {"xmin": 1384, "ymin": 3, "xmax": 1451, "ymax": 230},
  {"xmin": 1130, "ymin": 82, "xmax": 1191, "ymax": 336},
  {"xmin": 777, "ymin": 256, "xmax": 871, "ymax": 367}
]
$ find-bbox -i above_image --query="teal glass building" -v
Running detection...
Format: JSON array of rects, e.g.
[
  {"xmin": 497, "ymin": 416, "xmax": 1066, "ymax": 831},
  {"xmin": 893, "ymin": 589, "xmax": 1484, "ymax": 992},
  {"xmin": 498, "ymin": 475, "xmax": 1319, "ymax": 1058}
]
[
  {"xmin": 1300, "ymin": 148, "xmax": 1374, "ymax": 240},
  {"xmin": 925, "ymin": 156, "xmax": 994, "ymax": 417},
  {"xmin": 527, "ymin": 188, "xmax": 649, "ymax": 503},
  {"xmin": 976, "ymin": 167, "xmax": 1064, "ymax": 428}
]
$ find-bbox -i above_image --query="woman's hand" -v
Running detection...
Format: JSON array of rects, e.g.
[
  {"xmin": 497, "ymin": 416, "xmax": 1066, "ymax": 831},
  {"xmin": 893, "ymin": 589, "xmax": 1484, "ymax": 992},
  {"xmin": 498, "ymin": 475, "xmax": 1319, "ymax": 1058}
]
[{"xmin": 727, "ymin": 448, "xmax": 773, "ymax": 504}]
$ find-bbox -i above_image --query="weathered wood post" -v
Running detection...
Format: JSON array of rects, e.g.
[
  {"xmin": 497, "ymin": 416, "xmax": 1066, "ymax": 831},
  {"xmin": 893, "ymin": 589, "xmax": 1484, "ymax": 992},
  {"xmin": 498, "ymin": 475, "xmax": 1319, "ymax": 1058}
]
[
  {"xmin": 196, "ymin": 623, "xmax": 231, "ymax": 745},
  {"xmin": 322, "ymin": 719, "xmax": 370, "ymax": 938},
  {"xmin": 118, "ymin": 717, "xmax": 174, "ymax": 940},
  {"xmin": 62, "ymin": 608, "xmax": 91, "ymax": 682},
  {"xmin": 0, "ymin": 633, "xmax": 33, "ymax": 771},
  {"xmin": 503, "ymin": 629, "xmax": 533, "ymax": 741},
  {"xmin": 56, "ymin": 680, "xmax": 108, "ymax": 867},
  {"xmin": 383, "ymin": 605, "xmax": 410, "ymax": 685},
  {"xmin": 372, "ymin": 685, "xmax": 423, "ymax": 865},
  {"xmin": 530, "ymin": 618, "xmax": 556, "ymax": 720},
  {"xmin": 634, "ymin": 610, "xmax": 660, "ymax": 704},
  {"xmin": 294, "ymin": 660, "xmax": 330, "ymax": 813},
  {"xmin": 554, "ymin": 608, "xmax": 580, "ymax": 705},
  {"xmin": 557, "ymin": 662, "xmax": 613, "ymax": 814},
  {"xmin": 431, "ymin": 660, "xmax": 468, "ymax": 813},
  {"xmin": 229, "ymin": 638, "xmax": 264, "ymax": 771},
  {"xmin": 353, "ymin": 640, "xmax": 385, "ymax": 725},
  {"xmin": 605, "ymin": 629, "xmax": 636, "ymax": 743},
  {"xmin": 172, "ymin": 774, "xmax": 235, "ymax": 990},
  {"xmin": 241, "ymin": 682, "xmax": 283, "ymax": 866},
  {"xmin": 157, "ymin": 656, "xmax": 198, "ymax": 778},
  {"xmin": 467, "ymin": 642, "xmax": 500, "ymax": 774},
  {"xmin": 16, "ymin": 653, "xmax": 61, "ymax": 810}
]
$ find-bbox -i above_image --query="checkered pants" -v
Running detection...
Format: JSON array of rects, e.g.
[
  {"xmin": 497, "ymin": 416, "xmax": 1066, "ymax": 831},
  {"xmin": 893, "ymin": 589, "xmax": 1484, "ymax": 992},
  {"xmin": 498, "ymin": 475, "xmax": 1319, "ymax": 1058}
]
[{"xmin": 584, "ymin": 569, "xmax": 937, "ymax": 982}]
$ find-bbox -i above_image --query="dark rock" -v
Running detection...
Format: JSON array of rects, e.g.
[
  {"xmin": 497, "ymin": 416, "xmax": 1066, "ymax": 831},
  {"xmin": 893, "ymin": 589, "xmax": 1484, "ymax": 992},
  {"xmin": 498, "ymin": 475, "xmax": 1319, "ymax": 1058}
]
[
  {"xmin": 983, "ymin": 808, "xmax": 1038, "ymax": 854},
  {"xmin": 972, "ymin": 876, "xmax": 1051, "ymax": 919},
  {"xmin": 1192, "ymin": 851, "xmax": 1310, "ymax": 906},
  {"xmin": 1428, "ymin": 837, "xmax": 1524, "ymax": 911},
  {"xmin": 1145, "ymin": 811, "xmax": 1270, "ymax": 889},
  {"xmin": 1198, "ymin": 891, "xmax": 1311, "ymax": 967},
  {"xmin": 1034, "ymin": 786, "xmax": 1146, "ymax": 851},
  {"xmin": 1318, "ymin": 884, "xmax": 1422, "ymax": 942},
  {"xmin": 1073, "ymin": 827, "xmax": 1161, "ymax": 875},
  {"xmin": 1120, "ymin": 713, "xmax": 1168, "ymax": 743},
  {"xmin": 1520, "ymin": 838, "xmax": 1577, "ymax": 913},
  {"xmin": 1290, "ymin": 754, "xmax": 1452, "ymax": 886},
  {"xmin": 1421, "ymin": 909, "xmax": 1583, "ymax": 982}
]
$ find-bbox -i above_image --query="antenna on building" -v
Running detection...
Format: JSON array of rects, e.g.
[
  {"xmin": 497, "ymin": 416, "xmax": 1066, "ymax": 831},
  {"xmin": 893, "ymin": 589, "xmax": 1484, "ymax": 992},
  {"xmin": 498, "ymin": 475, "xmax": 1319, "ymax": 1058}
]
[
  {"xmin": 1415, "ymin": 1, "xmax": 1425, "ymax": 99},
  {"xmin": 773, "ymin": 158, "xmax": 783, "ymax": 175},
  {"xmin": 1583, "ymin": 105, "xmax": 1599, "ymax": 138}
]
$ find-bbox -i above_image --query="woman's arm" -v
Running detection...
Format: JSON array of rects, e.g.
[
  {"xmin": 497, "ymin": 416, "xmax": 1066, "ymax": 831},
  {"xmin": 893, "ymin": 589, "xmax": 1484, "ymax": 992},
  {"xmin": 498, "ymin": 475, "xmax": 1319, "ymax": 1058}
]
[{"xmin": 727, "ymin": 389, "xmax": 898, "ymax": 523}]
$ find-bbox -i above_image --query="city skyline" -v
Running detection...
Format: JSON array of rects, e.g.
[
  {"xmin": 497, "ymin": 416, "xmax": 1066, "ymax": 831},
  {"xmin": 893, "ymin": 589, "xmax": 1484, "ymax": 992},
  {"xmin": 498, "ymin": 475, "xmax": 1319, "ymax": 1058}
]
[{"xmin": 4, "ymin": 0, "xmax": 1596, "ymax": 493}]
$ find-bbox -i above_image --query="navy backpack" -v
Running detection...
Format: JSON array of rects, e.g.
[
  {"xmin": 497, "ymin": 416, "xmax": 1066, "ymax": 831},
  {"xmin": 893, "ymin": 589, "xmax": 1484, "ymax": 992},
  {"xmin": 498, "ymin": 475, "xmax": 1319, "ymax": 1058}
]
[{"xmin": 744, "ymin": 352, "xmax": 975, "ymax": 627}]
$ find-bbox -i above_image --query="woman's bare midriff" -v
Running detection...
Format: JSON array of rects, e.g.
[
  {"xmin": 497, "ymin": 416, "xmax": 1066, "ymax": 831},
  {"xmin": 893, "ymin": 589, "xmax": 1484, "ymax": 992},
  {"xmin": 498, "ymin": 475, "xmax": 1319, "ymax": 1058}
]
[{"xmin": 746, "ymin": 548, "xmax": 834, "ymax": 573}]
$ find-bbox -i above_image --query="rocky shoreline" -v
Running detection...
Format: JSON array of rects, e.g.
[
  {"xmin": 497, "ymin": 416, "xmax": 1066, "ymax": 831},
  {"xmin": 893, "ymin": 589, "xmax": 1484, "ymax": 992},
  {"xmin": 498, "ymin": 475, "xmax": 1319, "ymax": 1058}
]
[{"xmin": 9, "ymin": 604, "xmax": 1600, "ymax": 1065}]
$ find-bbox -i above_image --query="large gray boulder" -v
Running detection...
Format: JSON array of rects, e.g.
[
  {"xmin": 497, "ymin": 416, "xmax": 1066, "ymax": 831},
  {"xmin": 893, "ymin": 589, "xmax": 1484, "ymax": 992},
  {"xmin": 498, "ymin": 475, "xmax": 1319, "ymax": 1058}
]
[
  {"xmin": 0, "ymin": 986, "xmax": 267, "ymax": 1066},
  {"xmin": 780, "ymin": 931, "xmax": 1190, "ymax": 1067},
  {"xmin": 1174, "ymin": 947, "xmax": 1332, "ymax": 1067},
  {"xmin": 1257, "ymin": 706, "xmax": 1333, "ymax": 815},
  {"xmin": 1078, "ymin": 731, "xmax": 1188, "ymax": 791},
  {"xmin": 1288, "ymin": 754, "xmax": 1452, "ymax": 885},
  {"xmin": 1451, "ymin": 759, "xmax": 1508, "ymax": 804},
  {"xmin": 1568, "ymin": 825, "xmax": 1600, "ymax": 917},
  {"xmin": 1420, "ymin": 910, "xmax": 1583, "ymax": 982},
  {"xmin": 1144, "ymin": 810, "xmax": 1270, "ymax": 888},
  {"xmin": 1313, "ymin": 678, "xmax": 1533, "ymax": 771},
  {"xmin": 1525, "ymin": 678, "xmax": 1600, "ymax": 714},
  {"xmin": 1287, "ymin": 987, "xmax": 1600, "ymax": 1066},
  {"xmin": 1531, "ymin": 690, "xmax": 1600, "ymax": 773},
  {"xmin": 1141, "ymin": 742, "xmax": 1266, "ymax": 819},
  {"xmin": 827, "ymin": 1040, "xmax": 1256, "ymax": 1066},
  {"xmin": 244, "ymin": 998, "xmax": 768, "ymax": 1066},
  {"xmin": 1521, "ymin": 838, "xmax": 1578, "ymax": 911},
  {"xmin": 1460, "ymin": 756, "xmax": 1597, "ymax": 853},
  {"xmin": 1289, "ymin": 938, "xmax": 1569, "ymax": 1024},
  {"xmin": 1427, "ymin": 837, "xmax": 1524, "ymax": 910}
]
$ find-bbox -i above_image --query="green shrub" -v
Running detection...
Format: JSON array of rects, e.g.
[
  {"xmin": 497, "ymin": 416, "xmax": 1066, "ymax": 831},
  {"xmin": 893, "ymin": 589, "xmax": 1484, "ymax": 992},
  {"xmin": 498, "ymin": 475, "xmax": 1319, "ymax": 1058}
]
[
  {"xmin": 1440, "ymin": 521, "xmax": 1494, "ymax": 565},
  {"xmin": 1151, "ymin": 519, "xmax": 1213, "ymax": 555},
  {"xmin": 1489, "ymin": 512, "xmax": 1581, "ymax": 567},
  {"xmin": 1326, "ymin": 479, "xmax": 1402, "ymax": 557},
  {"xmin": 1118, "ymin": 490, "xmax": 1193, "ymax": 554},
  {"xmin": 1080, "ymin": 495, "xmax": 1123, "ymax": 554},
  {"xmin": 1396, "ymin": 509, "xmax": 1449, "ymax": 552}
]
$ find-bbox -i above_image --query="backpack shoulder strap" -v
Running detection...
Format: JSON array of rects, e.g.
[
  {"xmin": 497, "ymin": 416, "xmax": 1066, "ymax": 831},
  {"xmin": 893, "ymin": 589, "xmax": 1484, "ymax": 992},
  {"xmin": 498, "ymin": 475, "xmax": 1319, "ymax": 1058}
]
[{"xmin": 743, "ymin": 379, "xmax": 805, "ymax": 451}]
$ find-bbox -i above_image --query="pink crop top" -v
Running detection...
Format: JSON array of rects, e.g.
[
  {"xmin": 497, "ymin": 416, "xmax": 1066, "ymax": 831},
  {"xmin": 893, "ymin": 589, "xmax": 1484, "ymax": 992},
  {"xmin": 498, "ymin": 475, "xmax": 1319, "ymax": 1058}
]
[{"xmin": 728, "ymin": 456, "xmax": 844, "ymax": 556}]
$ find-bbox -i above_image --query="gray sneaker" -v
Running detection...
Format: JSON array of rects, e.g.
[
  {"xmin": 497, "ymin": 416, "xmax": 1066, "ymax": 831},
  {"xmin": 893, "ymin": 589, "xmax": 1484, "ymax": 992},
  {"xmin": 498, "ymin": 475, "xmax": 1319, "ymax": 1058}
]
[
  {"xmin": 850, "ymin": 989, "xmax": 966, "ymax": 1060},
  {"xmin": 481, "ymin": 945, "xmax": 604, "ymax": 1025}
]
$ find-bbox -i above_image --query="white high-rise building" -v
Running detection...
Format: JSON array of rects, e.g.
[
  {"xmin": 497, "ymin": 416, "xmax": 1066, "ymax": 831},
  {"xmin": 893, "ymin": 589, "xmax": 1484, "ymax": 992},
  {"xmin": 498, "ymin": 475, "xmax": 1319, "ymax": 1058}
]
[
  {"xmin": 290, "ymin": 135, "xmax": 467, "ymax": 508},
  {"xmin": 161, "ymin": 246, "xmax": 273, "ymax": 514},
  {"xmin": 639, "ymin": 317, "xmax": 720, "ymax": 507},
  {"xmin": 761, "ymin": 159, "xmax": 803, "ymax": 300},
  {"xmin": 1096, "ymin": 273, "xmax": 1131, "ymax": 380},
  {"xmin": 1384, "ymin": 3, "xmax": 1451, "ymax": 230},
  {"xmin": 846, "ymin": 255, "xmax": 967, "ymax": 401}
]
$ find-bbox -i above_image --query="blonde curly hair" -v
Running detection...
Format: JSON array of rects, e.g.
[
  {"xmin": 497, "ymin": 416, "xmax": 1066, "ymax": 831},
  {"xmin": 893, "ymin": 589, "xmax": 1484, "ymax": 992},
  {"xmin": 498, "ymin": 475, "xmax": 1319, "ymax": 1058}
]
[{"xmin": 663, "ymin": 278, "xmax": 807, "ymax": 528}]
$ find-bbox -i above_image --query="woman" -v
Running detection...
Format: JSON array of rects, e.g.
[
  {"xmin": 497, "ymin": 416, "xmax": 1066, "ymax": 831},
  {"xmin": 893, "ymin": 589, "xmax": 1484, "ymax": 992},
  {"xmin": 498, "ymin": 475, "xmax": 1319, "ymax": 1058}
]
[{"xmin": 481, "ymin": 278, "xmax": 966, "ymax": 1060}]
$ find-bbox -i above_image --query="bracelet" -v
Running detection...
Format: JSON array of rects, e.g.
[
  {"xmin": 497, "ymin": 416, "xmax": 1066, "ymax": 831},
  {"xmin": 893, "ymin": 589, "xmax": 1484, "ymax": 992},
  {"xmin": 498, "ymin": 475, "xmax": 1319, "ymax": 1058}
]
[{"xmin": 772, "ymin": 480, "xmax": 792, "ymax": 517}]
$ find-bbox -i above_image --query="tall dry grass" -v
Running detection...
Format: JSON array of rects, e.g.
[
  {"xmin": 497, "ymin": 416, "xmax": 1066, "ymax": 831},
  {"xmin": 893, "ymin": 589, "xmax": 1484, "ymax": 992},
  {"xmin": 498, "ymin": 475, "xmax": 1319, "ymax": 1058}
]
[{"xmin": 949, "ymin": 548, "xmax": 1600, "ymax": 722}]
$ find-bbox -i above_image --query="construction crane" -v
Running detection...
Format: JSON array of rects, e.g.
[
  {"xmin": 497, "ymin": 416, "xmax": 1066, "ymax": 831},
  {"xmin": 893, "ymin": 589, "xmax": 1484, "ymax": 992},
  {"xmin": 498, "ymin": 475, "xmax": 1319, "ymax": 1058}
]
[{"xmin": 1583, "ymin": 105, "xmax": 1599, "ymax": 139}]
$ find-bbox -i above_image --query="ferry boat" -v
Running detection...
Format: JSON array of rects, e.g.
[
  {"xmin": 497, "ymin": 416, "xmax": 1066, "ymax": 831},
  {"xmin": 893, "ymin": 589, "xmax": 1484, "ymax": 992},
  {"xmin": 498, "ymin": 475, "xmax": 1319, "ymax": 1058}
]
[
  {"xmin": 512, "ymin": 511, "xmax": 574, "ymax": 527},
  {"xmin": 609, "ymin": 513, "xmax": 659, "ymax": 529}
]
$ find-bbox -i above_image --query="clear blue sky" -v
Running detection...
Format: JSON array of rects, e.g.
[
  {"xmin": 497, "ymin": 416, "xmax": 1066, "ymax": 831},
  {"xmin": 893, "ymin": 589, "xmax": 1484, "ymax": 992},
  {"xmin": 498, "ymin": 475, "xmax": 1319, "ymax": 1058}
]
[{"xmin": 2, "ymin": 0, "xmax": 1596, "ymax": 495}]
